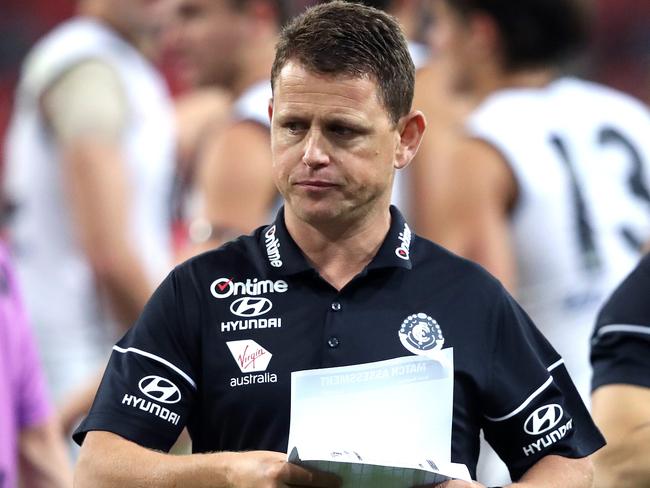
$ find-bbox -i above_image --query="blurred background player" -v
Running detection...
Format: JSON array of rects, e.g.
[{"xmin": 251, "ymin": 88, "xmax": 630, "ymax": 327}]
[
  {"xmin": 425, "ymin": 0, "xmax": 650, "ymax": 483},
  {"xmin": 168, "ymin": 0, "xmax": 289, "ymax": 252},
  {"xmin": 590, "ymin": 254, "xmax": 650, "ymax": 488},
  {"xmin": 3, "ymin": 0, "xmax": 176, "ymax": 429},
  {"xmin": 0, "ymin": 240, "xmax": 72, "ymax": 487}
]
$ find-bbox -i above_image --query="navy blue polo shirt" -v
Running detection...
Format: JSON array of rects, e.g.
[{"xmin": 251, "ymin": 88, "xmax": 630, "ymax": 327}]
[
  {"xmin": 74, "ymin": 206, "xmax": 604, "ymax": 480},
  {"xmin": 592, "ymin": 253, "xmax": 650, "ymax": 391}
]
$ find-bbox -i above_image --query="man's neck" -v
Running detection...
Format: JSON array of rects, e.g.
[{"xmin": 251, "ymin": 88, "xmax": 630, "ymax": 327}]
[
  {"xmin": 284, "ymin": 205, "xmax": 392, "ymax": 291},
  {"xmin": 77, "ymin": 1, "xmax": 146, "ymax": 54}
]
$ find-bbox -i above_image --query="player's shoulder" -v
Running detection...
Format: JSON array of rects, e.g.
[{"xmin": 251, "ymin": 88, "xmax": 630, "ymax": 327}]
[
  {"xmin": 25, "ymin": 18, "xmax": 114, "ymax": 66},
  {"xmin": 21, "ymin": 17, "xmax": 122, "ymax": 94},
  {"xmin": 467, "ymin": 85, "xmax": 546, "ymax": 135},
  {"xmin": 232, "ymin": 80, "xmax": 272, "ymax": 129},
  {"xmin": 552, "ymin": 77, "xmax": 650, "ymax": 121}
]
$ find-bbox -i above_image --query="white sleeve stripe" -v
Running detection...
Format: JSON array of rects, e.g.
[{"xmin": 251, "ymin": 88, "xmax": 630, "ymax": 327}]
[
  {"xmin": 547, "ymin": 358, "xmax": 565, "ymax": 372},
  {"xmin": 113, "ymin": 345, "xmax": 197, "ymax": 389},
  {"xmin": 485, "ymin": 376, "xmax": 553, "ymax": 422},
  {"xmin": 596, "ymin": 324, "xmax": 650, "ymax": 338}
]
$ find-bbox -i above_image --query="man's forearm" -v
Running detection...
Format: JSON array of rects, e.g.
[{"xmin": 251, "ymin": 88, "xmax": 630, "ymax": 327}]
[
  {"xmin": 510, "ymin": 455, "xmax": 593, "ymax": 488},
  {"xmin": 76, "ymin": 431, "xmax": 341, "ymax": 488},
  {"xmin": 593, "ymin": 424, "xmax": 650, "ymax": 488},
  {"xmin": 76, "ymin": 433, "xmax": 230, "ymax": 488}
]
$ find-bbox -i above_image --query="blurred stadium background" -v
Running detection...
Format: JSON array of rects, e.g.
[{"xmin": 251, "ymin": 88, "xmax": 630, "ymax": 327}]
[{"xmin": 1, "ymin": 0, "xmax": 649, "ymax": 172}]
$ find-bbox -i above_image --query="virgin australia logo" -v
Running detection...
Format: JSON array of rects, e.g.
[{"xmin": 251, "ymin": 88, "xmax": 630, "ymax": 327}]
[
  {"xmin": 226, "ymin": 339, "xmax": 278, "ymax": 388},
  {"xmin": 226, "ymin": 339, "xmax": 272, "ymax": 373}
]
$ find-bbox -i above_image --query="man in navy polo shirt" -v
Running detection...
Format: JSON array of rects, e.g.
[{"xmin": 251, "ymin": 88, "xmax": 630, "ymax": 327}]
[{"xmin": 73, "ymin": 2, "xmax": 604, "ymax": 487}]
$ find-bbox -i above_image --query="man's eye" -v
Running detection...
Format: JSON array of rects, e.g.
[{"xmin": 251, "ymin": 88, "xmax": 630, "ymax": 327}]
[
  {"xmin": 329, "ymin": 125, "xmax": 357, "ymax": 137},
  {"xmin": 284, "ymin": 122, "xmax": 306, "ymax": 134}
]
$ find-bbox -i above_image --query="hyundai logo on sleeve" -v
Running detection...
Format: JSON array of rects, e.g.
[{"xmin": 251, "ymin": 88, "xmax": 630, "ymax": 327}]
[
  {"xmin": 524, "ymin": 404, "xmax": 564, "ymax": 435},
  {"xmin": 138, "ymin": 375, "xmax": 182, "ymax": 404},
  {"xmin": 230, "ymin": 297, "xmax": 273, "ymax": 317}
]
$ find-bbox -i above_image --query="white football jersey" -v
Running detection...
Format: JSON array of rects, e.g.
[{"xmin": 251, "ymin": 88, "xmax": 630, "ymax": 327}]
[
  {"xmin": 233, "ymin": 79, "xmax": 272, "ymax": 128},
  {"xmin": 467, "ymin": 77, "xmax": 650, "ymax": 402},
  {"xmin": 4, "ymin": 17, "xmax": 175, "ymax": 399}
]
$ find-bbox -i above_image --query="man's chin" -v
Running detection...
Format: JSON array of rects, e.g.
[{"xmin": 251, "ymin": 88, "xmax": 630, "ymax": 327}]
[{"xmin": 288, "ymin": 200, "xmax": 348, "ymax": 226}]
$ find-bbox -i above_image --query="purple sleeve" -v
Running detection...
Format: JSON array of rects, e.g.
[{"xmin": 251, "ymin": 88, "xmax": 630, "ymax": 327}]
[{"xmin": 1, "ymin": 244, "xmax": 53, "ymax": 428}]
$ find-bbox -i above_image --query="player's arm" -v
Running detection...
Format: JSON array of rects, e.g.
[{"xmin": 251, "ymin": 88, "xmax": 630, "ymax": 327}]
[
  {"xmin": 58, "ymin": 371, "xmax": 103, "ymax": 435},
  {"xmin": 42, "ymin": 60, "xmax": 155, "ymax": 329},
  {"xmin": 75, "ymin": 430, "xmax": 340, "ymax": 488},
  {"xmin": 591, "ymin": 385, "xmax": 650, "ymax": 488},
  {"xmin": 175, "ymin": 87, "xmax": 232, "ymax": 173},
  {"xmin": 425, "ymin": 137, "xmax": 517, "ymax": 291},
  {"xmin": 191, "ymin": 121, "xmax": 276, "ymax": 250},
  {"xmin": 19, "ymin": 417, "xmax": 73, "ymax": 487}
]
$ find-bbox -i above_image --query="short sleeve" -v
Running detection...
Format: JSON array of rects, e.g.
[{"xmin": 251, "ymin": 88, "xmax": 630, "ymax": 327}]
[
  {"xmin": 73, "ymin": 269, "xmax": 200, "ymax": 451},
  {"xmin": 591, "ymin": 255, "xmax": 650, "ymax": 390},
  {"xmin": 481, "ymin": 288, "xmax": 604, "ymax": 480}
]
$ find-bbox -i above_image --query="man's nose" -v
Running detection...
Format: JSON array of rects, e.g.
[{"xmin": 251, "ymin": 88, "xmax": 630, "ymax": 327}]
[{"xmin": 302, "ymin": 130, "xmax": 330, "ymax": 169}]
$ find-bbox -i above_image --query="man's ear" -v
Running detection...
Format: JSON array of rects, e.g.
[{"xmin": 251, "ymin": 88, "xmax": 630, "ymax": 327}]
[
  {"xmin": 268, "ymin": 98, "xmax": 273, "ymax": 124},
  {"xmin": 394, "ymin": 110, "xmax": 427, "ymax": 170}
]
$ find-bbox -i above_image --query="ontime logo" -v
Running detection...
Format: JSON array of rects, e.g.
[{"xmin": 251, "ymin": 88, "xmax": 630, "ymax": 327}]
[{"xmin": 210, "ymin": 278, "xmax": 288, "ymax": 299}]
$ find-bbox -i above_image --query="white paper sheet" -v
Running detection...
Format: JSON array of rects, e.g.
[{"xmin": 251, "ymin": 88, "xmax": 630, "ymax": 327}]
[{"xmin": 288, "ymin": 351, "xmax": 471, "ymax": 486}]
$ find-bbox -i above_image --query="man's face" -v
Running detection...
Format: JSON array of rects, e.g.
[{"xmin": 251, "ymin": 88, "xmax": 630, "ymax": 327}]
[
  {"xmin": 167, "ymin": 0, "xmax": 247, "ymax": 87},
  {"xmin": 430, "ymin": 0, "xmax": 475, "ymax": 93},
  {"xmin": 270, "ymin": 61, "xmax": 401, "ymax": 225}
]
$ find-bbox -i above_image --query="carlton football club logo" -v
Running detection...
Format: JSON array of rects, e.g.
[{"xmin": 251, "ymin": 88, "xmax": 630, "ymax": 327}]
[{"xmin": 399, "ymin": 313, "xmax": 445, "ymax": 355}]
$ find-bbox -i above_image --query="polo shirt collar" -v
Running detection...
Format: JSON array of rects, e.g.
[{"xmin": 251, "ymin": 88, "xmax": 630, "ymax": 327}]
[
  {"xmin": 260, "ymin": 205, "xmax": 413, "ymax": 277},
  {"xmin": 260, "ymin": 208, "xmax": 313, "ymax": 277},
  {"xmin": 366, "ymin": 205, "xmax": 413, "ymax": 271}
]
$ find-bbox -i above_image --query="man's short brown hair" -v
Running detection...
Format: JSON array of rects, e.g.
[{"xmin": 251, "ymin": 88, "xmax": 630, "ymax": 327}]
[{"xmin": 271, "ymin": 1, "xmax": 414, "ymax": 125}]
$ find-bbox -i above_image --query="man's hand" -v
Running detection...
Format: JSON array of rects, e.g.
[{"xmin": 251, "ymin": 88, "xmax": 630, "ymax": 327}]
[{"xmin": 226, "ymin": 451, "xmax": 342, "ymax": 488}]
